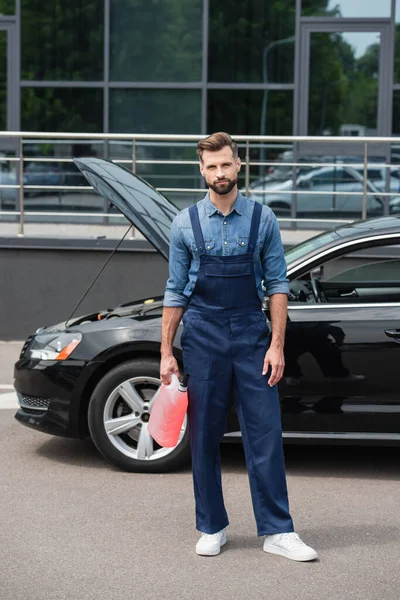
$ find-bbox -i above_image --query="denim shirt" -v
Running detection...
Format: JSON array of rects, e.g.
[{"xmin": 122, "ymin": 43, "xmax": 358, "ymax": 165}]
[{"xmin": 163, "ymin": 191, "xmax": 289, "ymax": 308}]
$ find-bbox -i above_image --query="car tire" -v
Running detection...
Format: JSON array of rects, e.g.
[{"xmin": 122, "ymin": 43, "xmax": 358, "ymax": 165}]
[
  {"xmin": 268, "ymin": 202, "xmax": 291, "ymax": 217},
  {"xmin": 88, "ymin": 359, "xmax": 190, "ymax": 473}
]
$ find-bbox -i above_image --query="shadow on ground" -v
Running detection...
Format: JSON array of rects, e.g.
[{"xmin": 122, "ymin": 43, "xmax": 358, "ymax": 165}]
[
  {"xmin": 36, "ymin": 437, "xmax": 115, "ymax": 471},
  {"xmin": 35, "ymin": 434, "xmax": 400, "ymax": 481},
  {"xmin": 221, "ymin": 443, "xmax": 400, "ymax": 481}
]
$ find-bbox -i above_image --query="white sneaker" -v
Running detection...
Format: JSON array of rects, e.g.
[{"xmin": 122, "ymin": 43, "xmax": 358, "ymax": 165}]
[
  {"xmin": 196, "ymin": 529, "xmax": 227, "ymax": 556},
  {"xmin": 263, "ymin": 532, "xmax": 318, "ymax": 562}
]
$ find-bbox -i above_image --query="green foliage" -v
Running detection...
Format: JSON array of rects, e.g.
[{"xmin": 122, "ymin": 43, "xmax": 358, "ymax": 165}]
[
  {"xmin": 301, "ymin": 0, "xmax": 339, "ymax": 17},
  {"xmin": 208, "ymin": 89, "xmax": 293, "ymax": 136},
  {"xmin": 110, "ymin": 0, "xmax": 202, "ymax": 81},
  {"xmin": 0, "ymin": 0, "xmax": 15, "ymax": 15},
  {"xmin": 21, "ymin": 88, "xmax": 103, "ymax": 133},
  {"xmin": 308, "ymin": 31, "xmax": 380, "ymax": 135},
  {"xmin": 21, "ymin": 0, "xmax": 104, "ymax": 80},
  {"xmin": 110, "ymin": 89, "xmax": 201, "ymax": 134},
  {"xmin": 3, "ymin": 0, "xmax": 395, "ymax": 138},
  {"xmin": 209, "ymin": 0, "xmax": 296, "ymax": 83}
]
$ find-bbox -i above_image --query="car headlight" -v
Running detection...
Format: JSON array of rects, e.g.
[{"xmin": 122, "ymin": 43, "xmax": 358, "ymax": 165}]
[{"xmin": 27, "ymin": 332, "xmax": 82, "ymax": 360}]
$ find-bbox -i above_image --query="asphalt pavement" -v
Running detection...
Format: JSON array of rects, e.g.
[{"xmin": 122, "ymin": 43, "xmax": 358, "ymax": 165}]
[{"xmin": 1, "ymin": 343, "xmax": 400, "ymax": 600}]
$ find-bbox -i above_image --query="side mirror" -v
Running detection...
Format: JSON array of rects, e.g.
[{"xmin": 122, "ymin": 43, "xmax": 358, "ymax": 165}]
[
  {"xmin": 311, "ymin": 264, "xmax": 324, "ymax": 280},
  {"xmin": 297, "ymin": 179, "xmax": 310, "ymax": 189}
]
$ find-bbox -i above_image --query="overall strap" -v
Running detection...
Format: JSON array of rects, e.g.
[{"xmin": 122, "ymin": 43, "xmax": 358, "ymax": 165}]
[
  {"xmin": 248, "ymin": 201, "xmax": 262, "ymax": 252},
  {"xmin": 189, "ymin": 204, "xmax": 205, "ymax": 253}
]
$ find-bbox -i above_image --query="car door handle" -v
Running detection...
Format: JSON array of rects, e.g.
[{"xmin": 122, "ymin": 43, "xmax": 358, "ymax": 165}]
[
  {"xmin": 340, "ymin": 289, "xmax": 358, "ymax": 298},
  {"xmin": 385, "ymin": 329, "xmax": 400, "ymax": 339}
]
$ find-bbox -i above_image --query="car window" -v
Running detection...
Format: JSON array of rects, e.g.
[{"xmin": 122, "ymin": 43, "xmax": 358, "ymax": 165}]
[
  {"xmin": 325, "ymin": 259, "xmax": 400, "ymax": 282},
  {"xmin": 311, "ymin": 168, "xmax": 355, "ymax": 186},
  {"xmin": 290, "ymin": 243, "xmax": 400, "ymax": 305},
  {"xmin": 367, "ymin": 169, "xmax": 382, "ymax": 180},
  {"xmin": 285, "ymin": 229, "xmax": 340, "ymax": 265},
  {"xmin": 355, "ymin": 168, "xmax": 382, "ymax": 181},
  {"xmin": 321, "ymin": 245, "xmax": 400, "ymax": 282}
]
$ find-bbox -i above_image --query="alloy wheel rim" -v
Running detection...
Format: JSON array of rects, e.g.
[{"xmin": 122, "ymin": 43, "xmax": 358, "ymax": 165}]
[{"xmin": 103, "ymin": 376, "xmax": 187, "ymax": 461}]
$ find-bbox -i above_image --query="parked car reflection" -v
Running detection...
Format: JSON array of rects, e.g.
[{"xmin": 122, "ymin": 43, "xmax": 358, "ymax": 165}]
[
  {"xmin": 23, "ymin": 161, "xmax": 85, "ymax": 196},
  {"xmin": 247, "ymin": 164, "xmax": 400, "ymax": 218}
]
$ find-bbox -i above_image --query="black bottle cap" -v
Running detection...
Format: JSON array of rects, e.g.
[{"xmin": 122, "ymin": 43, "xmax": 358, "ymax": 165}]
[{"xmin": 180, "ymin": 373, "xmax": 189, "ymax": 388}]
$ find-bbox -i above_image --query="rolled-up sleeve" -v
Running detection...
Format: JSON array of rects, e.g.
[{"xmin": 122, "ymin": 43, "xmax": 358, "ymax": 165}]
[
  {"xmin": 163, "ymin": 216, "xmax": 191, "ymax": 307},
  {"xmin": 261, "ymin": 211, "xmax": 290, "ymax": 296}
]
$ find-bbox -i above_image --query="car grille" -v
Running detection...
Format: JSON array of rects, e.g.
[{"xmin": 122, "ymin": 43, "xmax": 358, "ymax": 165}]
[
  {"xmin": 17, "ymin": 393, "xmax": 50, "ymax": 412},
  {"xmin": 20, "ymin": 407, "xmax": 46, "ymax": 416}
]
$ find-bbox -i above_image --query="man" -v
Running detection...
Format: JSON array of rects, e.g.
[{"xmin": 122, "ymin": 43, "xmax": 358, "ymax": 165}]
[{"xmin": 161, "ymin": 132, "xmax": 317, "ymax": 562}]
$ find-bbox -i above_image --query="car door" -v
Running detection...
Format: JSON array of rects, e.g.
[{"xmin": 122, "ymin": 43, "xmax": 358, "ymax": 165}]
[
  {"xmin": 298, "ymin": 168, "xmax": 334, "ymax": 216},
  {"xmin": 281, "ymin": 242, "xmax": 400, "ymax": 440}
]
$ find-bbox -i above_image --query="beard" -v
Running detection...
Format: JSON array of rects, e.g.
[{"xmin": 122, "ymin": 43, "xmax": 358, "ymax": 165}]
[{"xmin": 208, "ymin": 177, "xmax": 238, "ymax": 196}]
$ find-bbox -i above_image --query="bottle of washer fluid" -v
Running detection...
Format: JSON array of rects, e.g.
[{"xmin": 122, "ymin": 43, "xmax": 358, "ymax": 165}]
[{"xmin": 148, "ymin": 373, "xmax": 189, "ymax": 448}]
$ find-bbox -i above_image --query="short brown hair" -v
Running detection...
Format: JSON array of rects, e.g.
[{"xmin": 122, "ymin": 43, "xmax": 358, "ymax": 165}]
[{"xmin": 196, "ymin": 132, "xmax": 238, "ymax": 163}]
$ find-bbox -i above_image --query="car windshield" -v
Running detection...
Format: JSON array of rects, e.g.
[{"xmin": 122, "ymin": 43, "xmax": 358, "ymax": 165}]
[{"xmin": 284, "ymin": 229, "xmax": 341, "ymax": 265}]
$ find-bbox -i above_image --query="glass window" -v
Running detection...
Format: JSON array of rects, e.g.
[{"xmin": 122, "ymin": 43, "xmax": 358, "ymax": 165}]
[
  {"xmin": 208, "ymin": 90, "xmax": 293, "ymax": 136},
  {"xmin": 109, "ymin": 140, "xmax": 202, "ymax": 208},
  {"xmin": 0, "ymin": 1, "xmax": 15, "ymax": 15},
  {"xmin": 208, "ymin": 90, "xmax": 293, "ymax": 192},
  {"xmin": 21, "ymin": 88, "xmax": 103, "ymax": 132},
  {"xmin": 327, "ymin": 259, "xmax": 400, "ymax": 282},
  {"xmin": 16, "ymin": 137, "xmax": 106, "ymax": 217},
  {"xmin": 293, "ymin": 245, "xmax": 400, "ymax": 305},
  {"xmin": 308, "ymin": 31, "xmax": 380, "ymax": 136},
  {"xmin": 396, "ymin": 2, "xmax": 400, "ymax": 82},
  {"xmin": 311, "ymin": 168, "xmax": 355, "ymax": 185},
  {"xmin": 109, "ymin": 90, "xmax": 201, "ymax": 134},
  {"xmin": 0, "ymin": 30, "xmax": 6, "ymax": 131},
  {"xmin": 302, "ymin": 0, "xmax": 391, "ymax": 18},
  {"xmin": 21, "ymin": 0, "xmax": 104, "ymax": 80},
  {"xmin": 110, "ymin": 0, "xmax": 202, "ymax": 82},
  {"xmin": 365, "ymin": 169, "xmax": 383, "ymax": 181},
  {"xmin": 209, "ymin": 0, "xmax": 296, "ymax": 83},
  {"xmin": 320, "ymin": 245, "xmax": 400, "ymax": 283}
]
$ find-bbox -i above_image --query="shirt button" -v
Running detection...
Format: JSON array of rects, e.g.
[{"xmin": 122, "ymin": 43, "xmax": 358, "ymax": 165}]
[
  {"xmin": 224, "ymin": 241, "xmax": 228, "ymax": 245},
  {"xmin": 223, "ymin": 221, "xmax": 227, "ymax": 225},
  {"xmin": 241, "ymin": 242, "xmax": 245, "ymax": 246},
  {"xmin": 207, "ymin": 246, "xmax": 210, "ymax": 249}
]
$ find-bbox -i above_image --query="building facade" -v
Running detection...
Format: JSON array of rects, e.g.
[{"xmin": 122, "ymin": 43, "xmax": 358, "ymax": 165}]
[{"xmin": 2, "ymin": 0, "xmax": 400, "ymax": 139}]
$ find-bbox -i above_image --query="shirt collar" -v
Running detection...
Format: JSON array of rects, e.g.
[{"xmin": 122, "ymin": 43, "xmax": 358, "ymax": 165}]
[{"xmin": 204, "ymin": 191, "xmax": 245, "ymax": 217}]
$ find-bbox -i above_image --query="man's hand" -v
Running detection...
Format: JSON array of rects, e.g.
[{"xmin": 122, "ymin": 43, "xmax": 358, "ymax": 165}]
[
  {"xmin": 160, "ymin": 354, "xmax": 180, "ymax": 385},
  {"xmin": 262, "ymin": 344, "xmax": 285, "ymax": 387},
  {"xmin": 263, "ymin": 293, "xmax": 287, "ymax": 387}
]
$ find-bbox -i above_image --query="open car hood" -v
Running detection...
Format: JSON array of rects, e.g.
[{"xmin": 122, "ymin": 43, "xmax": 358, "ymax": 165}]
[{"xmin": 73, "ymin": 157, "xmax": 179, "ymax": 260}]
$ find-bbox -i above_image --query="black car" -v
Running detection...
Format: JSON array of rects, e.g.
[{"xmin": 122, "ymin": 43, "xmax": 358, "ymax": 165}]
[{"xmin": 14, "ymin": 158, "xmax": 400, "ymax": 473}]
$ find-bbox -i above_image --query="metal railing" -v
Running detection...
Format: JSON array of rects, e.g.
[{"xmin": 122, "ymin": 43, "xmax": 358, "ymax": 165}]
[{"xmin": 1, "ymin": 131, "xmax": 400, "ymax": 236}]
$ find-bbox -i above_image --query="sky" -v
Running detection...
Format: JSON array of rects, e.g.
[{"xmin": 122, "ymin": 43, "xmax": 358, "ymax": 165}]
[
  {"xmin": 326, "ymin": 0, "xmax": 392, "ymax": 58},
  {"xmin": 327, "ymin": 0, "xmax": 391, "ymax": 18}
]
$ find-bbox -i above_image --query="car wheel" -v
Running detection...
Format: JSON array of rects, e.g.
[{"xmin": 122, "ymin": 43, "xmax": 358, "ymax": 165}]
[
  {"xmin": 268, "ymin": 202, "xmax": 291, "ymax": 217},
  {"xmin": 88, "ymin": 359, "xmax": 190, "ymax": 473}
]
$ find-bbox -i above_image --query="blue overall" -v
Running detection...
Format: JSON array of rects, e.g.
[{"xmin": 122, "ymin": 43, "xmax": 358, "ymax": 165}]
[{"xmin": 180, "ymin": 202, "xmax": 294, "ymax": 536}]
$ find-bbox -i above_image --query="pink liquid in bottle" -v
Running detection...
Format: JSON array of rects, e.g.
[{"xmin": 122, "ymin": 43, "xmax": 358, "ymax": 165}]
[{"xmin": 148, "ymin": 374, "xmax": 188, "ymax": 447}]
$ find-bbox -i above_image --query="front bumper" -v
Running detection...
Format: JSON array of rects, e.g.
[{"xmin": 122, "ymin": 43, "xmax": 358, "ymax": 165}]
[{"xmin": 13, "ymin": 357, "xmax": 99, "ymax": 438}]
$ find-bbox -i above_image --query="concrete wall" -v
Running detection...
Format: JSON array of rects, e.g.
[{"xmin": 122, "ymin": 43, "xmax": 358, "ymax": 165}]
[{"xmin": 0, "ymin": 238, "xmax": 168, "ymax": 340}]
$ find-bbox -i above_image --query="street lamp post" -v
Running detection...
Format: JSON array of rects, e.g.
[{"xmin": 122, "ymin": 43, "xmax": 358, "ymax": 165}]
[{"xmin": 259, "ymin": 35, "xmax": 296, "ymax": 178}]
